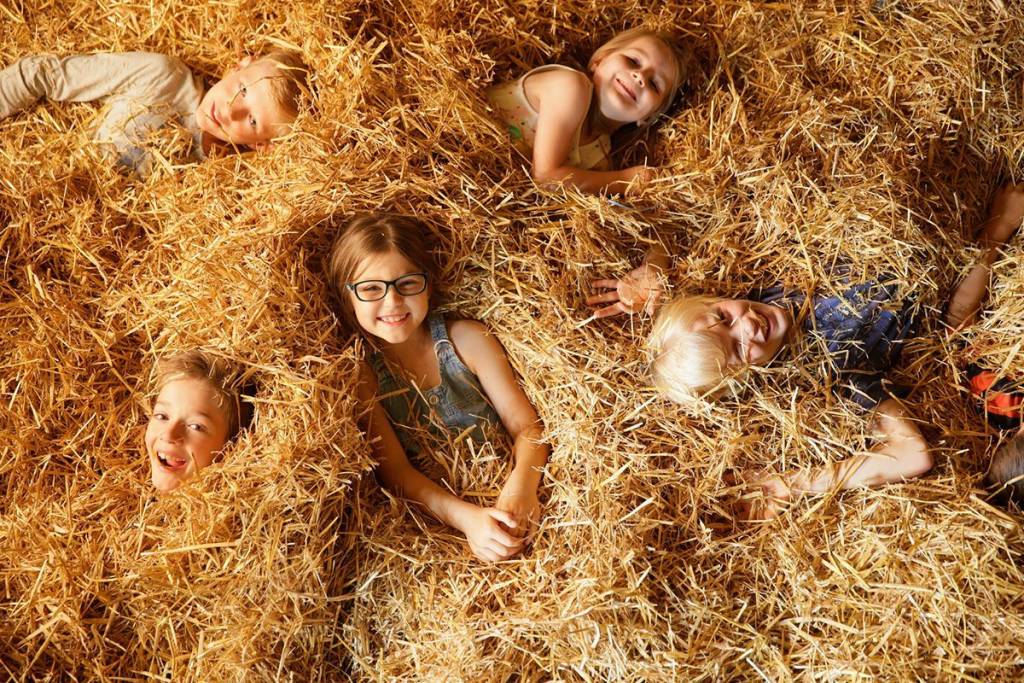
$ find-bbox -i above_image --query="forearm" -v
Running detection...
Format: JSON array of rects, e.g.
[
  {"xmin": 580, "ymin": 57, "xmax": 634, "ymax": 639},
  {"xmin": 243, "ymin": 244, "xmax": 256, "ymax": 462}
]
[
  {"xmin": 0, "ymin": 55, "xmax": 55, "ymax": 118},
  {"xmin": 947, "ymin": 249, "xmax": 997, "ymax": 329},
  {"xmin": 380, "ymin": 463, "xmax": 475, "ymax": 531},
  {"xmin": 508, "ymin": 425, "xmax": 549, "ymax": 490},
  {"xmin": 788, "ymin": 400, "xmax": 930, "ymax": 494},
  {"xmin": 644, "ymin": 242, "xmax": 670, "ymax": 271},
  {"xmin": 536, "ymin": 165, "xmax": 636, "ymax": 195}
]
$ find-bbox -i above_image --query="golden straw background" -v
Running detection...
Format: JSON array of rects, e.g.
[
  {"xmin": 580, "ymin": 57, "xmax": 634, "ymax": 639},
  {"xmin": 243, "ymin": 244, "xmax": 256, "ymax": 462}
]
[{"xmin": 2, "ymin": 1, "xmax": 1023, "ymax": 680}]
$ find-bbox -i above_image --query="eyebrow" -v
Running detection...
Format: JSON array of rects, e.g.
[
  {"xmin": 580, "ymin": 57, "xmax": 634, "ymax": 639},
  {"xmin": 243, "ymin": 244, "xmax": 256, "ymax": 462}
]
[{"xmin": 152, "ymin": 401, "xmax": 214, "ymax": 420}]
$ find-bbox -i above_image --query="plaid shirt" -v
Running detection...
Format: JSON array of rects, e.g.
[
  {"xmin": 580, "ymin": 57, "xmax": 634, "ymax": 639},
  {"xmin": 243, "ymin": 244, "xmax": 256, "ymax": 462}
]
[{"xmin": 753, "ymin": 277, "xmax": 920, "ymax": 411}]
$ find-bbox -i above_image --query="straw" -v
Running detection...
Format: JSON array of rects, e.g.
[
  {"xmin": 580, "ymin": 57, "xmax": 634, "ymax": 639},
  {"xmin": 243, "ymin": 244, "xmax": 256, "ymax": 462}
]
[{"xmin": 2, "ymin": 0, "xmax": 1024, "ymax": 680}]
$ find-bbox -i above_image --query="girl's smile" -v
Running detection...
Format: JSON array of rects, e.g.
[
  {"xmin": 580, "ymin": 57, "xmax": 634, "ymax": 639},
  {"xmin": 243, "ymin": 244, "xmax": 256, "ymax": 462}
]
[
  {"xmin": 348, "ymin": 250, "xmax": 431, "ymax": 345},
  {"xmin": 591, "ymin": 35, "xmax": 678, "ymax": 125}
]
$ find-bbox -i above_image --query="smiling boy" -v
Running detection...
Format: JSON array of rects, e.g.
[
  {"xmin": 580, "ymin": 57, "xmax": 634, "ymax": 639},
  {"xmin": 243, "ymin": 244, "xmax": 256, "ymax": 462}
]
[
  {"xmin": 146, "ymin": 350, "xmax": 250, "ymax": 492},
  {"xmin": 0, "ymin": 49, "xmax": 309, "ymax": 177}
]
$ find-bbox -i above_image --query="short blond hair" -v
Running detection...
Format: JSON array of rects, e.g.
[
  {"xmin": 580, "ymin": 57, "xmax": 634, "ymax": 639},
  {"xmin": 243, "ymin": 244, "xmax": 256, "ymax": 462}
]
[
  {"xmin": 648, "ymin": 295, "xmax": 740, "ymax": 406},
  {"xmin": 256, "ymin": 49, "xmax": 311, "ymax": 119},
  {"xmin": 153, "ymin": 350, "xmax": 248, "ymax": 438},
  {"xmin": 589, "ymin": 27, "xmax": 690, "ymax": 124}
]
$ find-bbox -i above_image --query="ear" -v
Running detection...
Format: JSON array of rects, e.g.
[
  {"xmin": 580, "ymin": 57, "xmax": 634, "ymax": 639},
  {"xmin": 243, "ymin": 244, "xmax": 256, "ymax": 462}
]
[{"xmin": 237, "ymin": 55, "xmax": 254, "ymax": 69}]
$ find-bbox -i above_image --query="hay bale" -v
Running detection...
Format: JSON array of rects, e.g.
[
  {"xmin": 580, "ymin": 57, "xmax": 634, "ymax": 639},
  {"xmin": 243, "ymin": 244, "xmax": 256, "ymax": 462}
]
[{"xmin": 2, "ymin": 0, "xmax": 1024, "ymax": 680}]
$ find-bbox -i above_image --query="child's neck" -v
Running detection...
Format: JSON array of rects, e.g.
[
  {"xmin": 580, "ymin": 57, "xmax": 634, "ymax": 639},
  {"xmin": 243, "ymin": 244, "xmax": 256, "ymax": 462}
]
[
  {"xmin": 380, "ymin": 321, "xmax": 437, "ymax": 387},
  {"xmin": 587, "ymin": 92, "xmax": 626, "ymax": 138}
]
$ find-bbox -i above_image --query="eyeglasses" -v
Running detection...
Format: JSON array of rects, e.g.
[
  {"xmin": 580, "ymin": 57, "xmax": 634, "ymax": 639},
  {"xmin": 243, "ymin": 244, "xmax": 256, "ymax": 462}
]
[{"xmin": 346, "ymin": 273, "xmax": 428, "ymax": 302}]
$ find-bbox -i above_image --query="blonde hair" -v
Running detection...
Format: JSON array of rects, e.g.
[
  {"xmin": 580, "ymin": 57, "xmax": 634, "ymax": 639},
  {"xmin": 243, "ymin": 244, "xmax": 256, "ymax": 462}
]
[
  {"xmin": 256, "ymin": 49, "xmax": 311, "ymax": 119},
  {"xmin": 648, "ymin": 295, "xmax": 741, "ymax": 406},
  {"xmin": 153, "ymin": 350, "xmax": 248, "ymax": 438},
  {"xmin": 326, "ymin": 213, "xmax": 437, "ymax": 330},
  {"xmin": 588, "ymin": 27, "xmax": 690, "ymax": 125},
  {"xmin": 986, "ymin": 435, "xmax": 1024, "ymax": 508}
]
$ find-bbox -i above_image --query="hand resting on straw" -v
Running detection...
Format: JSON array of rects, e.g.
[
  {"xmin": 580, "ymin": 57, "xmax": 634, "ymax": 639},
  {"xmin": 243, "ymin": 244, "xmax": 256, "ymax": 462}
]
[{"xmin": 586, "ymin": 244, "xmax": 669, "ymax": 319}]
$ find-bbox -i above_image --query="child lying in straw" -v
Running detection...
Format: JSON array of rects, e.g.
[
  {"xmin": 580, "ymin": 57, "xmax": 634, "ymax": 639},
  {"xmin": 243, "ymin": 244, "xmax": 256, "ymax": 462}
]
[
  {"xmin": 947, "ymin": 183, "xmax": 1024, "ymax": 508},
  {"xmin": 588, "ymin": 249, "xmax": 932, "ymax": 520},
  {"xmin": 0, "ymin": 49, "xmax": 308, "ymax": 177},
  {"xmin": 145, "ymin": 350, "xmax": 251, "ymax": 492},
  {"xmin": 328, "ymin": 213, "xmax": 550, "ymax": 563},
  {"xmin": 487, "ymin": 26, "xmax": 688, "ymax": 195}
]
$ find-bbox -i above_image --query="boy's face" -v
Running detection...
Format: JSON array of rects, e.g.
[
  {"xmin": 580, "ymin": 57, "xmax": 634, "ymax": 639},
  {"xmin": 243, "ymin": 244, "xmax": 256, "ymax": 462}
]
[
  {"xmin": 196, "ymin": 57, "xmax": 296, "ymax": 150},
  {"xmin": 690, "ymin": 298, "xmax": 792, "ymax": 368},
  {"xmin": 145, "ymin": 377, "xmax": 230, "ymax": 492},
  {"xmin": 347, "ymin": 250, "xmax": 431, "ymax": 346},
  {"xmin": 591, "ymin": 36, "xmax": 678, "ymax": 126}
]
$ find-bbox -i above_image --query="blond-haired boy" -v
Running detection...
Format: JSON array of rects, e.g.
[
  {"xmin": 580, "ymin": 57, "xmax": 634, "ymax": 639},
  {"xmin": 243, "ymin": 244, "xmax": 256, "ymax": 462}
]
[{"xmin": 0, "ymin": 49, "xmax": 309, "ymax": 177}]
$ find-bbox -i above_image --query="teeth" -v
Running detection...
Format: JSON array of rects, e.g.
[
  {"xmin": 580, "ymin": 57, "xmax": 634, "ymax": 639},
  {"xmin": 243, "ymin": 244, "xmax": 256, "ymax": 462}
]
[
  {"xmin": 157, "ymin": 452, "xmax": 185, "ymax": 468},
  {"xmin": 380, "ymin": 314, "xmax": 406, "ymax": 322}
]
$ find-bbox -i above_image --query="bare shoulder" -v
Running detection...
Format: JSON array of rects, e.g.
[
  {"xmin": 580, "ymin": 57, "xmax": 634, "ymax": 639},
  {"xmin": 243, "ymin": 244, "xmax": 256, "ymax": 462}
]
[
  {"xmin": 522, "ymin": 67, "xmax": 591, "ymax": 113},
  {"xmin": 448, "ymin": 319, "xmax": 505, "ymax": 372}
]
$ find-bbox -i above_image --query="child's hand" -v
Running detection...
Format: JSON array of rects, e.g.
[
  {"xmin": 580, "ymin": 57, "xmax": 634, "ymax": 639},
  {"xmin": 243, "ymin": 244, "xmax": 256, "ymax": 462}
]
[
  {"xmin": 623, "ymin": 165, "xmax": 655, "ymax": 196},
  {"xmin": 495, "ymin": 480, "xmax": 542, "ymax": 539},
  {"xmin": 983, "ymin": 183, "xmax": 1024, "ymax": 245},
  {"xmin": 458, "ymin": 505, "xmax": 524, "ymax": 562},
  {"xmin": 729, "ymin": 471, "xmax": 792, "ymax": 521},
  {"xmin": 586, "ymin": 262, "xmax": 665, "ymax": 318}
]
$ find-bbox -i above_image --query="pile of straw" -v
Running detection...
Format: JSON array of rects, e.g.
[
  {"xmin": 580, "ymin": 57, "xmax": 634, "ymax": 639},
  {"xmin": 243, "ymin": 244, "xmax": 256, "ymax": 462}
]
[{"xmin": 2, "ymin": 0, "xmax": 1023, "ymax": 679}]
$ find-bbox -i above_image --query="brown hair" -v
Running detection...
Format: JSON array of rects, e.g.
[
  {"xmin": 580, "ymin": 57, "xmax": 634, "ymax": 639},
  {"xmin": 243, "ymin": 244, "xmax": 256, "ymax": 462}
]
[
  {"xmin": 588, "ymin": 27, "xmax": 690, "ymax": 126},
  {"xmin": 326, "ymin": 213, "xmax": 438, "ymax": 330},
  {"xmin": 986, "ymin": 434, "xmax": 1024, "ymax": 508},
  {"xmin": 153, "ymin": 350, "xmax": 249, "ymax": 438},
  {"xmin": 256, "ymin": 49, "xmax": 312, "ymax": 119}
]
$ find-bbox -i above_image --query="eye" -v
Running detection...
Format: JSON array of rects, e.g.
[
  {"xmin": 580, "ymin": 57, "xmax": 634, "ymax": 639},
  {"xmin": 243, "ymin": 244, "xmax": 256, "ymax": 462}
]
[
  {"xmin": 152, "ymin": 412, "xmax": 168, "ymax": 421},
  {"xmin": 240, "ymin": 85, "xmax": 248, "ymax": 98},
  {"xmin": 395, "ymin": 274, "xmax": 426, "ymax": 295},
  {"xmin": 357, "ymin": 282, "xmax": 385, "ymax": 296},
  {"xmin": 651, "ymin": 79, "xmax": 661, "ymax": 94},
  {"xmin": 188, "ymin": 423, "xmax": 207, "ymax": 433},
  {"xmin": 627, "ymin": 56, "xmax": 639, "ymax": 67},
  {"xmin": 249, "ymin": 115, "xmax": 257, "ymax": 130}
]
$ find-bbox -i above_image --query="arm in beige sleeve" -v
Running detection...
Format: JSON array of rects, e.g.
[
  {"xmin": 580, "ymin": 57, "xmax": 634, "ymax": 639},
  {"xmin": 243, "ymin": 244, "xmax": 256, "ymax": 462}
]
[{"xmin": 0, "ymin": 52, "xmax": 188, "ymax": 120}]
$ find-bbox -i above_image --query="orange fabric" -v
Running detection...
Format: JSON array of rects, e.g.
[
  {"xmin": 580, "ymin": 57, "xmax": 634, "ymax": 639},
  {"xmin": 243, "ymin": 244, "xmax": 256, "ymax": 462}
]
[{"xmin": 970, "ymin": 370, "xmax": 1024, "ymax": 419}]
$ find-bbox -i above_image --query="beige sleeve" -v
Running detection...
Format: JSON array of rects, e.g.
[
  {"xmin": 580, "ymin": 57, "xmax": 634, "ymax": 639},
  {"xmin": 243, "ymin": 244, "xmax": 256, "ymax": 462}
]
[
  {"xmin": 0, "ymin": 52, "xmax": 200, "ymax": 176},
  {"xmin": 0, "ymin": 52, "xmax": 187, "ymax": 118}
]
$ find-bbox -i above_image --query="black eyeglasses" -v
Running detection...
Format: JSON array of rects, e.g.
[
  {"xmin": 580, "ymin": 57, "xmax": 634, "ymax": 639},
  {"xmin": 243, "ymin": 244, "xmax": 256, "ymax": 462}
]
[{"xmin": 346, "ymin": 272, "xmax": 428, "ymax": 302}]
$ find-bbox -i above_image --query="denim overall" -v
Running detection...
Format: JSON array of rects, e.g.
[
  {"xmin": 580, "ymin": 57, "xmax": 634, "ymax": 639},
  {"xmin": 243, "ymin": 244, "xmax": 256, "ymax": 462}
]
[{"xmin": 370, "ymin": 313, "xmax": 501, "ymax": 454}]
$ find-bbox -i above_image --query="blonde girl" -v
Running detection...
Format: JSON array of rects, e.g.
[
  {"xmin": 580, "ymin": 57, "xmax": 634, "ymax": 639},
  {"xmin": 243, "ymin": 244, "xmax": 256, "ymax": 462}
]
[{"xmin": 487, "ymin": 27, "xmax": 688, "ymax": 194}]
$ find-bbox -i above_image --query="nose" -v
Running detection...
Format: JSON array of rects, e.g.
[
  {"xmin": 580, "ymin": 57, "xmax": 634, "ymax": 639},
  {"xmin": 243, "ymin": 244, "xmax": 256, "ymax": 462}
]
[
  {"xmin": 228, "ymin": 99, "xmax": 245, "ymax": 121},
  {"xmin": 161, "ymin": 419, "xmax": 186, "ymax": 443},
  {"xmin": 384, "ymin": 284, "xmax": 405, "ymax": 304},
  {"xmin": 631, "ymin": 70, "xmax": 646, "ymax": 88}
]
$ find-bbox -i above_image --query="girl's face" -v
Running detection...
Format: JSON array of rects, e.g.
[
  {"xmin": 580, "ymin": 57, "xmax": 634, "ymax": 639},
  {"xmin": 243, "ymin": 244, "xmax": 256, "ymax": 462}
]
[
  {"xmin": 691, "ymin": 298, "xmax": 792, "ymax": 368},
  {"xmin": 591, "ymin": 36, "xmax": 678, "ymax": 125},
  {"xmin": 348, "ymin": 249, "xmax": 430, "ymax": 345},
  {"xmin": 145, "ymin": 377, "xmax": 230, "ymax": 492}
]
